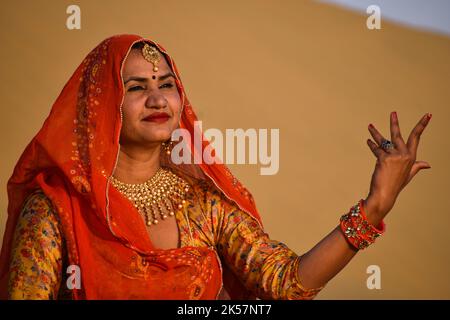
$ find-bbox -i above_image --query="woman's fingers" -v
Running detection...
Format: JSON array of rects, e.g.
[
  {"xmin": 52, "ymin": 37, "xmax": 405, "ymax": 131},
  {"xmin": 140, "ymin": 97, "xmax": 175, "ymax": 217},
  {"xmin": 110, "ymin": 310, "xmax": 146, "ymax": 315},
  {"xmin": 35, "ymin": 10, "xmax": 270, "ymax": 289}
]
[
  {"xmin": 368, "ymin": 123, "xmax": 387, "ymax": 148},
  {"xmin": 367, "ymin": 138, "xmax": 384, "ymax": 158},
  {"xmin": 407, "ymin": 113, "xmax": 432, "ymax": 158},
  {"xmin": 390, "ymin": 112, "xmax": 407, "ymax": 152},
  {"xmin": 402, "ymin": 160, "xmax": 432, "ymax": 189}
]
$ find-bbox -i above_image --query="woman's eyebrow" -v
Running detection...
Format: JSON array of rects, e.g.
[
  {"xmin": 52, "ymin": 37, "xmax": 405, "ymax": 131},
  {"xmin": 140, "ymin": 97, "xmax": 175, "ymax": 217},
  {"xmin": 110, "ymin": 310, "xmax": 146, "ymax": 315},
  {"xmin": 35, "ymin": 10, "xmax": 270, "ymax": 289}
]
[
  {"xmin": 124, "ymin": 72, "xmax": 176, "ymax": 84},
  {"xmin": 124, "ymin": 76, "xmax": 147, "ymax": 84},
  {"xmin": 158, "ymin": 72, "xmax": 176, "ymax": 81}
]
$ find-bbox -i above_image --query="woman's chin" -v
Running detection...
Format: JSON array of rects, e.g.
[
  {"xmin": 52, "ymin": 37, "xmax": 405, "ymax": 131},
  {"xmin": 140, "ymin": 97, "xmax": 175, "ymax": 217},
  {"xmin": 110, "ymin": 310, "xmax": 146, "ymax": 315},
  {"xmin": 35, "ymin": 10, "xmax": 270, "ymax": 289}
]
[
  {"xmin": 142, "ymin": 133, "xmax": 172, "ymax": 144},
  {"xmin": 141, "ymin": 129, "xmax": 173, "ymax": 141}
]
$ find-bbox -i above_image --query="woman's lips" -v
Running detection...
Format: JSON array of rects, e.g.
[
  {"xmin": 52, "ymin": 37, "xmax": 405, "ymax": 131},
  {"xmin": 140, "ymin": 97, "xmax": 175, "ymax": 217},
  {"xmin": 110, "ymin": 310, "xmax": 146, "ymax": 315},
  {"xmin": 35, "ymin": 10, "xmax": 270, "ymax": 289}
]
[{"xmin": 142, "ymin": 112, "xmax": 170, "ymax": 123}]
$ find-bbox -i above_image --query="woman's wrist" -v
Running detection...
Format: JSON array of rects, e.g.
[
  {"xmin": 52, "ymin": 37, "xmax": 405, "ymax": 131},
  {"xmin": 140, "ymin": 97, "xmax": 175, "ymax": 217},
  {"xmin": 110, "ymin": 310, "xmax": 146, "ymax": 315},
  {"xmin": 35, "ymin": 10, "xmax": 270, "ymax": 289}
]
[
  {"xmin": 340, "ymin": 199, "xmax": 386, "ymax": 250},
  {"xmin": 363, "ymin": 196, "xmax": 386, "ymax": 227}
]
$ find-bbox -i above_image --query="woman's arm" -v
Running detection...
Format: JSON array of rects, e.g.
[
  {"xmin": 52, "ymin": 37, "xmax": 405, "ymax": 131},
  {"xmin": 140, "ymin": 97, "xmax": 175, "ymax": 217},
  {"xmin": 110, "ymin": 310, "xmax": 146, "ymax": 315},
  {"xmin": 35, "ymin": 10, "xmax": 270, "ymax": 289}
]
[
  {"xmin": 212, "ymin": 112, "xmax": 430, "ymax": 298},
  {"xmin": 297, "ymin": 200, "xmax": 380, "ymax": 289},
  {"xmin": 215, "ymin": 204, "xmax": 324, "ymax": 300},
  {"xmin": 7, "ymin": 190, "xmax": 64, "ymax": 300},
  {"xmin": 297, "ymin": 226, "xmax": 358, "ymax": 290},
  {"xmin": 298, "ymin": 112, "xmax": 432, "ymax": 289}
]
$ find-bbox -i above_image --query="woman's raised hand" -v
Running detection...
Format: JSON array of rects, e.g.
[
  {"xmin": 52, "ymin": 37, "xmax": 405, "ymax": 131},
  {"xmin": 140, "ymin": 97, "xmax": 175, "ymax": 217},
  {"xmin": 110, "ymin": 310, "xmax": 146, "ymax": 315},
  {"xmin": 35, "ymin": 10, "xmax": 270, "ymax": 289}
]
[{"xmin": 363, "ymin": 112, "xmax": 432, "ymax": 224}]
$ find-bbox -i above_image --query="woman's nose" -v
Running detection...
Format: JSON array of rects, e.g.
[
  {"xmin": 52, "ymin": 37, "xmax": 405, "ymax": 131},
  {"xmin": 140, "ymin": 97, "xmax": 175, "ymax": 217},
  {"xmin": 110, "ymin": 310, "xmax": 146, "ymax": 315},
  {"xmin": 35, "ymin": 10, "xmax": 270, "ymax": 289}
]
[{"xmin": 145, "ymin": 93, "xmax": 167, "ymax": 109}]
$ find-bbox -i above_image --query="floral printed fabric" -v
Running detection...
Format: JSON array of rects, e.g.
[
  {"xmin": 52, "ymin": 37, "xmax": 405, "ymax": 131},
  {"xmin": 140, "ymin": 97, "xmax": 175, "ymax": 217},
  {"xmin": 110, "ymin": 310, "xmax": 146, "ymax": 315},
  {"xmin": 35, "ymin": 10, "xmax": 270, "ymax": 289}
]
[
  {"xmin": 7, "ymin": 190, "xmax": 71, "ymax": 299},
  {"xmin": 7, "ymin": 181, "xmax": 324, "ymax": 300}
]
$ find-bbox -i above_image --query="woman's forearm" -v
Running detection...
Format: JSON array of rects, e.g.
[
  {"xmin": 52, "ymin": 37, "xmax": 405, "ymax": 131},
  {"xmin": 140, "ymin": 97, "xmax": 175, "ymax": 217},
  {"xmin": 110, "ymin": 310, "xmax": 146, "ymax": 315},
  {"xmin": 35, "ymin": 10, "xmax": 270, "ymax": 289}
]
[
  {"xmin": 297, "ymin": 225, "xmax": 358, "ymax": 289},
  {"xmin": 296, "ymin": 112, "xmax": 431, "ymax": 292},
  {"xmin": 297, "ymin": 199, "xmax": 383, "ymax": 290}
]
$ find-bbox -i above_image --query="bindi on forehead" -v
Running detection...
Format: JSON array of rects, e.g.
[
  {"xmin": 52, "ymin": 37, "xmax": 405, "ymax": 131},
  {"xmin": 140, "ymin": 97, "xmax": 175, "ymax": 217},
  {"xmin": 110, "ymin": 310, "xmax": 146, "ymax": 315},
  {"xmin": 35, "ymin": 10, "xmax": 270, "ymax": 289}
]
[
  {"xmin": 125, "ymin": 52, "xmax": 173, "ymax": 81},
  {"xmin": 140, "ymin": 44, "xmax": 172, "ymax": 80}
]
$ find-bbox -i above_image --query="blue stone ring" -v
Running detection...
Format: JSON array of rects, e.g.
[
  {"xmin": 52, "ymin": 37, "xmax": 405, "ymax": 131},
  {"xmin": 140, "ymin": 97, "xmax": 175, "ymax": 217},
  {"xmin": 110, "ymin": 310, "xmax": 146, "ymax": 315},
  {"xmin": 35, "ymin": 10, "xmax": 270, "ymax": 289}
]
[{"xmin": 381, "ymin": 139, "xmax": 395, "ymax": 151}]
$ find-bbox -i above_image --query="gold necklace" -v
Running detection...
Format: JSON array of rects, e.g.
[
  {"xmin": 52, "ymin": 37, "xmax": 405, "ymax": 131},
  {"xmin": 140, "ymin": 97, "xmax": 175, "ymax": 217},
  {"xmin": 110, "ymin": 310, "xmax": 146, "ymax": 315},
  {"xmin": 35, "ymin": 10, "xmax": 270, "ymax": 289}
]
[{"xmin": 110, "ymin": 167, "xmax": 190, "ymax": 226}]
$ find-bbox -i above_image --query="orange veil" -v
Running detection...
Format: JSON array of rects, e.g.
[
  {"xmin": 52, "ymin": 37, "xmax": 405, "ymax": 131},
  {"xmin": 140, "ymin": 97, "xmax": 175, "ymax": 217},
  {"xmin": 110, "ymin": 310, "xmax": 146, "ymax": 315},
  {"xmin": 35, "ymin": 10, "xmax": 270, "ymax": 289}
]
[{"xmin": 0, "ymin": 34, "xmax": 263, "ymax": 299}]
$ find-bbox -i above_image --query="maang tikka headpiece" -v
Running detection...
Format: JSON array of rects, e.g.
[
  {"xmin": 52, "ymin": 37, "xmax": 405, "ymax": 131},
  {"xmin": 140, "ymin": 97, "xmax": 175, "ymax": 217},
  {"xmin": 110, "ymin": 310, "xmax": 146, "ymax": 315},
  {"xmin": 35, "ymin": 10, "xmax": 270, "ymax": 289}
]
[{"xmin": 142, "ymin": 43, "xmax": 161, "ymax": 72}]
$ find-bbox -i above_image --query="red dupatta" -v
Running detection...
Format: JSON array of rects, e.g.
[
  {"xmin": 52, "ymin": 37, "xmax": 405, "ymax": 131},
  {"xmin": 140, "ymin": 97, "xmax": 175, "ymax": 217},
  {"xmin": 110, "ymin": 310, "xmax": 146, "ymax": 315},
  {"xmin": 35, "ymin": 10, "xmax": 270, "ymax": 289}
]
[{"xmin": 0, "ymin": 34, "xmax": 263, "ymax": 299}]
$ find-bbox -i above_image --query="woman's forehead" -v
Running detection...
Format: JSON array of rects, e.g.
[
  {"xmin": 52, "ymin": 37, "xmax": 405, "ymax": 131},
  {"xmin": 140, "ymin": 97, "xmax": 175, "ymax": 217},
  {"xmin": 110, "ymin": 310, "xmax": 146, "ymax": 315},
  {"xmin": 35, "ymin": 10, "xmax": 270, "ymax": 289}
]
[{"xmin": 123, "ymin": 48, "xmax": 171, "ymax": 77}]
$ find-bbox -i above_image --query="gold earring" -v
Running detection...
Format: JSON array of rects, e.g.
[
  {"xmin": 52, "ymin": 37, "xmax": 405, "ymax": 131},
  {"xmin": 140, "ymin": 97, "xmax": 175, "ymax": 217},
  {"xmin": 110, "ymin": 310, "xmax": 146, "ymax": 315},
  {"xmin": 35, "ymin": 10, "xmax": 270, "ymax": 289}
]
[{"xmin": 162, "ymin": 141, "xmax": 173, "ymax": 155}]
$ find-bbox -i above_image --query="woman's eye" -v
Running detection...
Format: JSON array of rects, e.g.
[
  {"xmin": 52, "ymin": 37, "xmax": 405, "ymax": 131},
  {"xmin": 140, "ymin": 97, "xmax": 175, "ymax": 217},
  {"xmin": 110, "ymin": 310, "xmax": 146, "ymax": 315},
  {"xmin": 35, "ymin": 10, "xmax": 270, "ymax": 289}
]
[
  {"xmin": 128, "ymin": 86, "xmax": 144, "ymax": 92},
  {"xmin": 160, "ymin": 83, "xmax": 174, "ymax": 89}
]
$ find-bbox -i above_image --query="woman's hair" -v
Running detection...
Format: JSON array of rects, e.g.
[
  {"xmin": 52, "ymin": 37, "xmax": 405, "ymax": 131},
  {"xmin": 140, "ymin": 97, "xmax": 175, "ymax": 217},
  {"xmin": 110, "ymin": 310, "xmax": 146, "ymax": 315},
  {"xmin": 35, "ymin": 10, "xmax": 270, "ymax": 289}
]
[
  {"xmin": 131, "ymin": 41, "xmax": 145, "ymax": 50},
  {"xmin": 131, "ymin": 41, "xmax": 163, "ymax": 53}
]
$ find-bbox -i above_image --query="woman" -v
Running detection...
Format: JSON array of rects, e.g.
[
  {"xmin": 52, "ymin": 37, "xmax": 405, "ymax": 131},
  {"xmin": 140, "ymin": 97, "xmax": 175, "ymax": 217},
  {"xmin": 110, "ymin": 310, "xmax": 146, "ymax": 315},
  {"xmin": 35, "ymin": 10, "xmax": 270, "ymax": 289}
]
[{"xmin": 0, "ymin": 34, "xmax": 432, "ymax": 299}]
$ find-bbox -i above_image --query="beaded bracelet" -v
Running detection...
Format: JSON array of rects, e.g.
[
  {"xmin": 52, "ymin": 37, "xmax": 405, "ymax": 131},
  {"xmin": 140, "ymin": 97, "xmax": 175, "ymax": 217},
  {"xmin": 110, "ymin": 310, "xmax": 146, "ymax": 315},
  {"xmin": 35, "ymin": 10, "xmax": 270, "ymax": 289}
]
[{"xmin": 339, "ymin": 199, "xmax": 386, "ymax": 250}]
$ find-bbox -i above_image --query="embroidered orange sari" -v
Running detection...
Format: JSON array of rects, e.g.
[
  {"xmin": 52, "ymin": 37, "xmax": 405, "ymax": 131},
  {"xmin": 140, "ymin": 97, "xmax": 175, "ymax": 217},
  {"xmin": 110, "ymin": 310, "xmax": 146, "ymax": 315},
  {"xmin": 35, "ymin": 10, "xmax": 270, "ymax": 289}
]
[{"xmin": 0, "ymin": 34, "xmax": 263, "ymax": 299}]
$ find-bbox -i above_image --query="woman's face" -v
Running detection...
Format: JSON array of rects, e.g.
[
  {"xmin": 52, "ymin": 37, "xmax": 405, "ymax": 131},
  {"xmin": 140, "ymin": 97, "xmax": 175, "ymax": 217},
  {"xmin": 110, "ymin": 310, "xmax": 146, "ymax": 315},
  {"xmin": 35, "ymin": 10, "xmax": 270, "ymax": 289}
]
[{"xmin": 120, "ymin": 47, "xmax": 182, "ymax": 148}]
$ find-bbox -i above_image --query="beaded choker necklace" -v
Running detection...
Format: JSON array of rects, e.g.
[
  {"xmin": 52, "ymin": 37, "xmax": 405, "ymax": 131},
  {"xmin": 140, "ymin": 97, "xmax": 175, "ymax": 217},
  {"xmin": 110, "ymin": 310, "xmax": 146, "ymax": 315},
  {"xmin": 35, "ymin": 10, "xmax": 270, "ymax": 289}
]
[{"xmin": 110, "ymin": 167, "xmax": 190, "ymax": 226}]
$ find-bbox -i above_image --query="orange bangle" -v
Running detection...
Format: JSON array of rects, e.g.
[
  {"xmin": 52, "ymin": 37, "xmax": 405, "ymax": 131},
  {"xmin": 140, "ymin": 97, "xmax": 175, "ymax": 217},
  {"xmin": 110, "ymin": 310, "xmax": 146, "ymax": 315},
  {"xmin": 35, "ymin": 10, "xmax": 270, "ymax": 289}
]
[{"xmin": 339, "ymin": 199, "xmax": 386, "ymax": 250}]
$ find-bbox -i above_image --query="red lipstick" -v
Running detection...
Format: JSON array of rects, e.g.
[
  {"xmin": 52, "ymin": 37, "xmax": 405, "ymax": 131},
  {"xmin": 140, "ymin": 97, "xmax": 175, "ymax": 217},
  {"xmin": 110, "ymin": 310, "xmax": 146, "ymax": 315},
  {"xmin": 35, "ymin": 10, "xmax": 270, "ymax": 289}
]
[{"xmin": 142, "ymin": 112, "xmax": 170, "ymax": 123}]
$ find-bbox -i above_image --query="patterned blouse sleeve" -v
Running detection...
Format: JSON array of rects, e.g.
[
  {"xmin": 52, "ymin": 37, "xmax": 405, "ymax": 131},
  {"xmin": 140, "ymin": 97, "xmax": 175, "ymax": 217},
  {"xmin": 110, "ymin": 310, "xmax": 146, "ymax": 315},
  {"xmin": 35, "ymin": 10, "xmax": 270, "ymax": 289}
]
[
  {"xmin": 209, "ymin": 187, "xmax": 325, "ymax": 300},
  {"xmin": 7, "ymin": 190, "xmax": 64, "ymax": 300}
]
